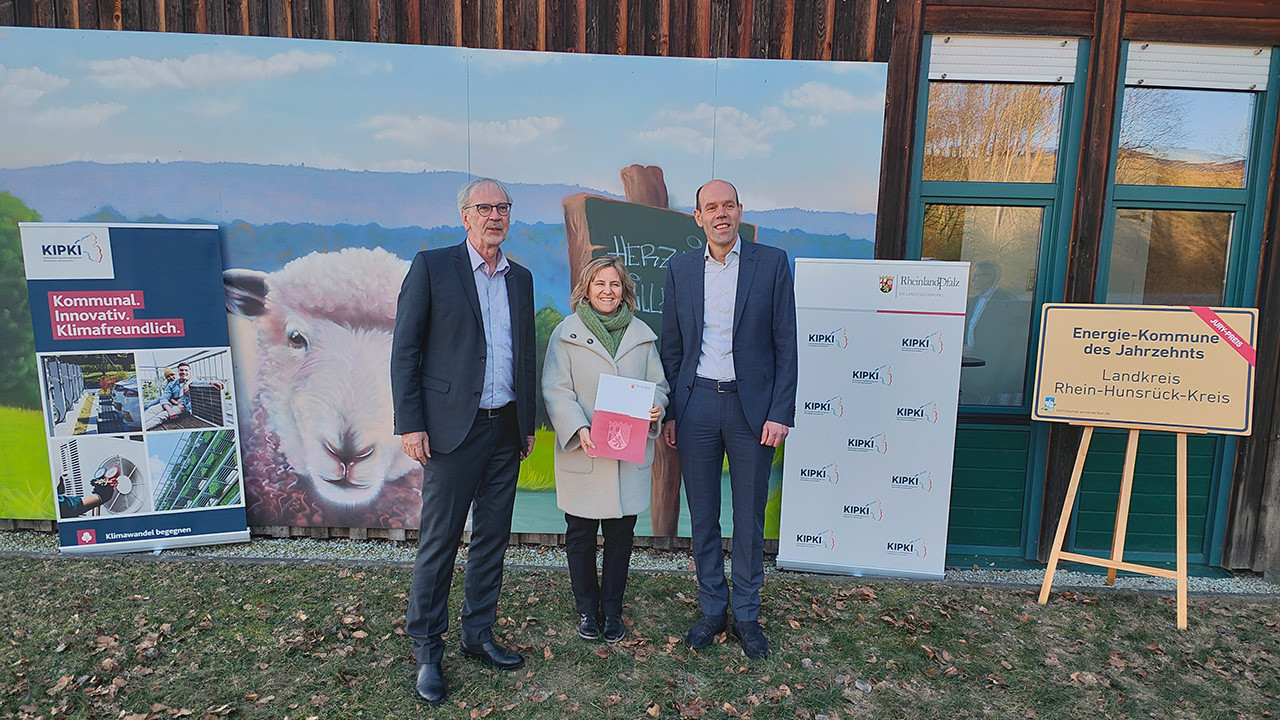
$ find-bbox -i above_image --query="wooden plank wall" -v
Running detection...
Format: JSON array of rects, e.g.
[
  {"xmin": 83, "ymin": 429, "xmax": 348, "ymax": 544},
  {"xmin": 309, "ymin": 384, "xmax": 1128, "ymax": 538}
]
[{"xmin": 0, "ymin": 0, "xmax": 883, "ymax": 62}]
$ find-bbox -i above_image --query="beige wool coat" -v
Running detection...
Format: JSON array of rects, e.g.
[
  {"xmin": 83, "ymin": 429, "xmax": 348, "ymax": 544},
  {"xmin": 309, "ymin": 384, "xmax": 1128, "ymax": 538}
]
[{"xmin": 541, "ymin": 313, "xmax": 670, "ymax": 519}]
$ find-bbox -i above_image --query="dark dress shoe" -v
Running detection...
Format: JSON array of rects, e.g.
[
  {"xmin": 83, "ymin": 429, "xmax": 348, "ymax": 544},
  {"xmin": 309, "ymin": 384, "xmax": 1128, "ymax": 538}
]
[
  {"xmin": 414, "ymin": 662, "xmax": 447, "ymax": 705},
  {"xmin": 460, "ymin": 639, "xmax": 526, "ymax": 671},
  {"xmin": 602, "ymin": 614, "xmax": 625, "ymax": 643},
  {"xmin": 733, "ymin": 620, "xmax": 770, "ymax": 659},
  {"xmin": 577, "ymin": 613, "xmax": 601, "ymax": 640},
  {"xmin": 685, "ymin": 613, "xmax": 727, "ymax": 650}
]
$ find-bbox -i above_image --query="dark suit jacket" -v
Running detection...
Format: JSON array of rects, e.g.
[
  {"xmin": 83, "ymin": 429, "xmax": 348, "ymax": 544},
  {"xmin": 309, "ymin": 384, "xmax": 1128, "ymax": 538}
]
[
  {"xmin": 391, "ymin": 241, "xmax": 536, "ymax": 454},
  {"xmin": 660, "ymin": 240, "xmax": 798, "ymax": 436}
]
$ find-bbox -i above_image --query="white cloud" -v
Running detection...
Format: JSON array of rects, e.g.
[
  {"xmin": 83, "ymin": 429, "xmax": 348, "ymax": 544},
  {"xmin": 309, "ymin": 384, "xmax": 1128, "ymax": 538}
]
[
  {"xmin": 30, "ymin": 102, "xmax": 127, "ymax": 129},
  {"xmin": 636, "ymin": 125, "xmax": 714, "ymax": 155},
  {"xmin": 0, "ymin": 65, "xmax": 70, "ymax": 107},
  {"xmin": 783, "ymin": 81, "xmax": 884, "ymax": 125},
  {"xmin": 149, "ymin": 454, "xmax": 166, "ymax": 481},
  {"xmin": 366, "ymin": 113, "xmax": 563, "ymax": 149},
  {"xmin": 639, "ymin": 103, "xmax": 794, "ymax": 159},
  {"xmin": 473, "ymin": 116, "xmax": 564, "ymax": 146},
  {"xmin": 89, "ymin": 50, "xmax": 337, "ymax": 91},
  {"xmin": 366, "ymin": 113, "xmax": 466, "ymax": 149}
]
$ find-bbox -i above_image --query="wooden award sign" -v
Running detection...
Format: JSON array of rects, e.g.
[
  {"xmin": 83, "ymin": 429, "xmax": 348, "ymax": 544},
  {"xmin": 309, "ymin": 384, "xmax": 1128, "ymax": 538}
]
[{"xmin": 1031, "ymin": 304, "xmax": 1258, "ymax": 629}]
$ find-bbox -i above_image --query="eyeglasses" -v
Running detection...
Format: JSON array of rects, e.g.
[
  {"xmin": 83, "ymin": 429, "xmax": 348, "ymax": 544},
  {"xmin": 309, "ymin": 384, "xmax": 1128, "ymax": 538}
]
[{"xmin": 465, "ymin": 203, "xmax": 512, "ymax": 216}]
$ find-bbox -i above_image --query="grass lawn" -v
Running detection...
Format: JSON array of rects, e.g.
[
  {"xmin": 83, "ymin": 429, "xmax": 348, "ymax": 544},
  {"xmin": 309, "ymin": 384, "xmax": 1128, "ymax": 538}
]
[
  {"xmin": 2, "ymin": 555, "xmax": 1277, "ymax": 719},
  {"xmin": 0, "ymin": 405, "xmax": 53, "ymax": 520}
]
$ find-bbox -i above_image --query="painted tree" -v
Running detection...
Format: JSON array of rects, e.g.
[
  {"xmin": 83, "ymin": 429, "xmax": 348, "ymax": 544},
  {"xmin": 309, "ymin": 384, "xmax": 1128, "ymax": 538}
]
[{"xmin": 0, "ymin": 192, "xmax": 41, "ymax": 410}]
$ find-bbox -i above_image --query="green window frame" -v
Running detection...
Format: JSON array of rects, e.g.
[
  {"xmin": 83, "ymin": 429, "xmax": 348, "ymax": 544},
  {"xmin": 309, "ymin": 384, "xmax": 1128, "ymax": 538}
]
[
  {"xmin": 908, "ymin": 37, "xmax": 1090, "ymax": 417},
  {"xmin": 1087, "ymin": 45, "xmax": 1280, "ymax": 565}
]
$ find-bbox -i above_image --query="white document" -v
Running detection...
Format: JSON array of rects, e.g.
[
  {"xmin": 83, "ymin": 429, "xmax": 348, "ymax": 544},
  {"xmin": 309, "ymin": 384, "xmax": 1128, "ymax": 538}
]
[{"xmin": 594, "ymin": 373, "xmax": 656, "ymax": 418}]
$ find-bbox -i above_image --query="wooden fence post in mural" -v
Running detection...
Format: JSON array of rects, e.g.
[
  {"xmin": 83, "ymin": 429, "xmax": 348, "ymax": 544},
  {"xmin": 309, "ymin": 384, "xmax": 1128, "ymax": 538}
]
[{"xmin": 562, "ymin": 164, "xmax": 683, "ymax": 537}]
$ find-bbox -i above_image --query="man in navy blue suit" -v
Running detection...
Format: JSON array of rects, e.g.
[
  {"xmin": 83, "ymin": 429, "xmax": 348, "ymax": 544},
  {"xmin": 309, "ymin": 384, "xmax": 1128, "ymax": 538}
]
[
  {"xmin": 660, "ymin": 179, "xmax": 798, "ymax": 659},
  {"xmin": 392, "ymin": 178, "xmax": 536, "ymax": 704}
]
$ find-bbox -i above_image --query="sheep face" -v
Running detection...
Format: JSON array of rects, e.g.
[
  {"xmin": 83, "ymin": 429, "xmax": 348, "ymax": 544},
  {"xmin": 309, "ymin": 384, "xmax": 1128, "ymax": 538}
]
[{"xmin": 226, "ymin": 248, "xmax": 416, "ymax": 507}]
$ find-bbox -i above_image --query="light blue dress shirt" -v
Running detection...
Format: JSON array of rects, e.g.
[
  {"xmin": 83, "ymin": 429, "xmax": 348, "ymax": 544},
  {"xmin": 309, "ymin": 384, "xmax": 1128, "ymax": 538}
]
[
  {"xmin": 696, "ymin": 236, "xmax": 740, "ymax": 382},
  {"xmin": 466, "ymin": 240, "xmax": 517, "ymax": 410}
]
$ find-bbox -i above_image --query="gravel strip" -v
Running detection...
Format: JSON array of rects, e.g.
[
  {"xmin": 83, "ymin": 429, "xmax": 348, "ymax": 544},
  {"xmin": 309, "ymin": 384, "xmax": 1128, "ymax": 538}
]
[{"xmin": 2, "ymin": 530, "xmax": 1276, "ymax": 596}]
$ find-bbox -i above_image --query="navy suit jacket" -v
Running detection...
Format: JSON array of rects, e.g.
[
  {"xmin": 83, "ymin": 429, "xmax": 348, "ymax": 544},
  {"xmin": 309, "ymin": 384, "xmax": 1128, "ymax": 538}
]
[
  {"xmin": 391, "ymin": 241, "xmax": 536, "ymax": 454},
  {"xmin": 660, "ymin": 240, "xmax": 798, "ymax": 436}
]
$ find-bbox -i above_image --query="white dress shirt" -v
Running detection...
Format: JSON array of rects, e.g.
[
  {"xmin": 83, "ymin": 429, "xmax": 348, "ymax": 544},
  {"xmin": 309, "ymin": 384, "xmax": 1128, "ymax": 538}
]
[{"xmin": 696, "ymin": 236, "xmax": 740, "ymax": 382}]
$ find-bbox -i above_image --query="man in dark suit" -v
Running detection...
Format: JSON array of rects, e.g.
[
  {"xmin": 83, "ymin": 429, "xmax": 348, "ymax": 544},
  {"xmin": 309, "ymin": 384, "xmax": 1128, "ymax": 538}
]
[
  {"xmin": 961, "ymin": 260, "xmax": 1032, "ymax": 405},
  {"xmin": 391, "ymin": 177, "xmax": 536, "ymax": 704},
  {"xmin": 660, "ymin": 179, "xmax": 798, "ymax": 659}
]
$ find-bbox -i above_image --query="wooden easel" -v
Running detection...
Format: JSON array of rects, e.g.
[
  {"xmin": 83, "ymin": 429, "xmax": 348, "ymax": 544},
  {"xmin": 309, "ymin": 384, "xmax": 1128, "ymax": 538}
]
[{"xmin": 1037, "ymin": 422, "xmax": 1206, "ymax": 629}]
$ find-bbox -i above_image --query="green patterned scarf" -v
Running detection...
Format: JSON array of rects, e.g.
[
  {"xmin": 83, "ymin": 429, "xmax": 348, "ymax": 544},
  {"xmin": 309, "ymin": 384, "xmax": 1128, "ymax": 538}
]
[{"xmin": 575, "ymin": 302, "xmax": 634, "ymax": 357}]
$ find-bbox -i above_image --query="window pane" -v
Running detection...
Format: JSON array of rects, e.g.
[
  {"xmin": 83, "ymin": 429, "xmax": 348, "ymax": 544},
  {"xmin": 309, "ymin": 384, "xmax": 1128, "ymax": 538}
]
[
  {"xmin": 1105, "ymin": 209, "xmax": 1232, "ymax": 305},
  {"xmin": 1116, "ymin": 88, "xmax": 1253, "ymax": 188},
  {"xmin": 923, "ymin": 83, "xmax": 1064, "ymax": 183},
  {"xmin": 922, "ymin": 204, "xmax": 1042, "ymax": 407}
]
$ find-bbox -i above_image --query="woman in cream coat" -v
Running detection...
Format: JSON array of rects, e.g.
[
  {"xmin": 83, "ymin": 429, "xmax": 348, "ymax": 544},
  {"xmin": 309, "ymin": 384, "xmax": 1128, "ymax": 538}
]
[{"xmin": 542, "ymin": 256, "xmax": 669, "ymax": 644}]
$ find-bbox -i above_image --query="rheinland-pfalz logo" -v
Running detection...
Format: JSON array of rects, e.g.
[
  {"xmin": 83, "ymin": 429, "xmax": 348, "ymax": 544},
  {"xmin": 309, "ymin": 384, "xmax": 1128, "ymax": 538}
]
[
  {"xmin": 795, "ymin": 529, "xmax": 836, "ymax": 550},
  {"xmin": 41, "ymin": 232, "xmax": 105, "ymax": 264},
  {"xmin": 842, "ymin": 499, "xmax": 883, "ymax": 521},
  {"xmin": 886, "ymin": 537, "xmax": 927, "ymax": 558},
  {"xmin": 797, "ymin": 463, "xmax": 839, "ymax": 484},
  {"xmin": 890, "ymin": 470, "xmax": 933, "ymax": 492},
  {"xmin": 879, "ymin": 275, "xmax": 894, "ymax": 293},
  {"xmin": 802, "ymin": 395, "xmax": 844, "ymax": 417},
  {"xmin": 847, "ymin": 432, "xmax": 888, "ymax": 454},
  {"xmin": 851, "ymin": 363, "xmax": 892, "ymax": 386},
  {"xmin": 895, "ymin": 402, "xmax": 938, "ymax": 423},
  {"xmin": 901, "ymin": 331, "xmax": 943, "ymax": 354},
  {"xmin": 807, "ymin": 327, "xmax": 849, "ymax": 349}
]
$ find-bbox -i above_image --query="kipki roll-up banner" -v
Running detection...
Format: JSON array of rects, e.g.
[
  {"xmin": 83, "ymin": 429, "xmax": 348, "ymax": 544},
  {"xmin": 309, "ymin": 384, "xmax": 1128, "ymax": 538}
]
[
  {"xmin": 778, "ymin": 259, "xmax": 968, "ymax": 579},
  {"xmin": 21, "ymin": 223, "xmax": 249, "ymax": 553}
]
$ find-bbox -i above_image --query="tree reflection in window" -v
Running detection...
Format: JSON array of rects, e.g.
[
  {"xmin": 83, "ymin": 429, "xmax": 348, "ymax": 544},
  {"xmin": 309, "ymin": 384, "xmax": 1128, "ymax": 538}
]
[
  {"xmin": 1116, "ymin": 88, "xmax": 1253, "ymax": 188},
  {"xmin": 923, "ymin": 83, "xmax": 1064, "ymax": 183},
  {"xmin": 923, "ymin": 204, "xmax": 1042, "ymax": 406},
  {"xmin": 1106, "ymin": 209, "xmax": 1232, "ymax": 306}
]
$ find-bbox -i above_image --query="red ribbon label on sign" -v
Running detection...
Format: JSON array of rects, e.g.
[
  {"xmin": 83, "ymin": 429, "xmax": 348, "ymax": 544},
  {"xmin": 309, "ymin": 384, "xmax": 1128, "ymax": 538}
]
[{"xmin": 1190, "ymin": 306, "xmax": 1256, "ymax": 367}]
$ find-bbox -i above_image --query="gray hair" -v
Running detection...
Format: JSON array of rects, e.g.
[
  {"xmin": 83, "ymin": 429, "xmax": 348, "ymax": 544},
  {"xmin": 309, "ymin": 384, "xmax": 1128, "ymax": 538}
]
[{"xmin": 456, "ymin": 177, "xmax": 512, "ymax": 214}]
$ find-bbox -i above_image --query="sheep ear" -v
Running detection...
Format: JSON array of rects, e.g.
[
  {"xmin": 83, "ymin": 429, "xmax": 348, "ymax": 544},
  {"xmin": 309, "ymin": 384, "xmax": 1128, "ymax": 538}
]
[{"xmin": 224, "ymin": 269, "xmax": 269, "ymax": 317}]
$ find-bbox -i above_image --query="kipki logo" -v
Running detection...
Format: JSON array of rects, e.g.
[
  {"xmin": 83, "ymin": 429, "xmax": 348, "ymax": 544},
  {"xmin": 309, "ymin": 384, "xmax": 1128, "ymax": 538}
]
[
  {"xmin": 851, "ymin": 364, "xmax": 892, "ymax": 386},
  {"xmin": 843, "ymin": 500, "xmax": 883, "ymax": 521},
  {"xmin": 901, "ymin": 331, "xmax": 943, "ymax": 354},
  {"xmin": 42, "ymin": 232, "xmax": 105, "ymax": 264},
  {"xmin": 803, "ymin": 395, "xmax": 844, "ymax": 417},
  {"xmin": 797, "ymin": 463, "xmax": 839, "ymax": 484},
  {"xmin": 886, "ymin": 537, "xmax": 927, "ymax": 558},
  {"xmin": 847, "ymin": 432, "xmax": 888, "ymax": 454},
  {"xmin": 895, "ymin": 402, "xmax": 938, "ymax": 424},
  {"xmin": 795, "ymin": 529, "xmax": 836, "ymax": 550},
  {"xmin": 807, "ymin": 327, "xmax": 848, "ymax": 349},
  {"xmin": 890, "ymin": 470, "xmax": 933, "ymax": 492}
]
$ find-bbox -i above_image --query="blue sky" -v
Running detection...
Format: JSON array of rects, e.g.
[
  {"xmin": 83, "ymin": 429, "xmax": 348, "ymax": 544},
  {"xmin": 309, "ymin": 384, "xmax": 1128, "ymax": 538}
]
[{"xmin": 0, "ymin": 27, "xmax": 886, "ymax": 214}]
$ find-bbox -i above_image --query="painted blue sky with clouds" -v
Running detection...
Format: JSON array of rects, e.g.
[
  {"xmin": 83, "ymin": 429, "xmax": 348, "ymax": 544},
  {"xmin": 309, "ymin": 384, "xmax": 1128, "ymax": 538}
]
[{"xmin": 0, "ymin": 26, "xmax": 886, "ymax": 214}]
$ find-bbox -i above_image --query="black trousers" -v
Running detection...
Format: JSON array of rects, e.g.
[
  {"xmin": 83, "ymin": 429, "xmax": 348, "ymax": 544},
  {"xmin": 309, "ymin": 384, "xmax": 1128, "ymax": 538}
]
[
  {"xmin": 406, "ymin": 409, "xmax": 520, "ymax": 664},
  {"xmin": 563, "ymin": 513, "xmax": 637, "ymax": 617}
]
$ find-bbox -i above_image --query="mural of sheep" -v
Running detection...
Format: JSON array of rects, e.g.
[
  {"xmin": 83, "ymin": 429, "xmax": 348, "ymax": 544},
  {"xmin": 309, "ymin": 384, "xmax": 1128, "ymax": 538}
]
[{"xmin": 225, "ymin": 247, "xmax": 421, "ymax": 525}]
